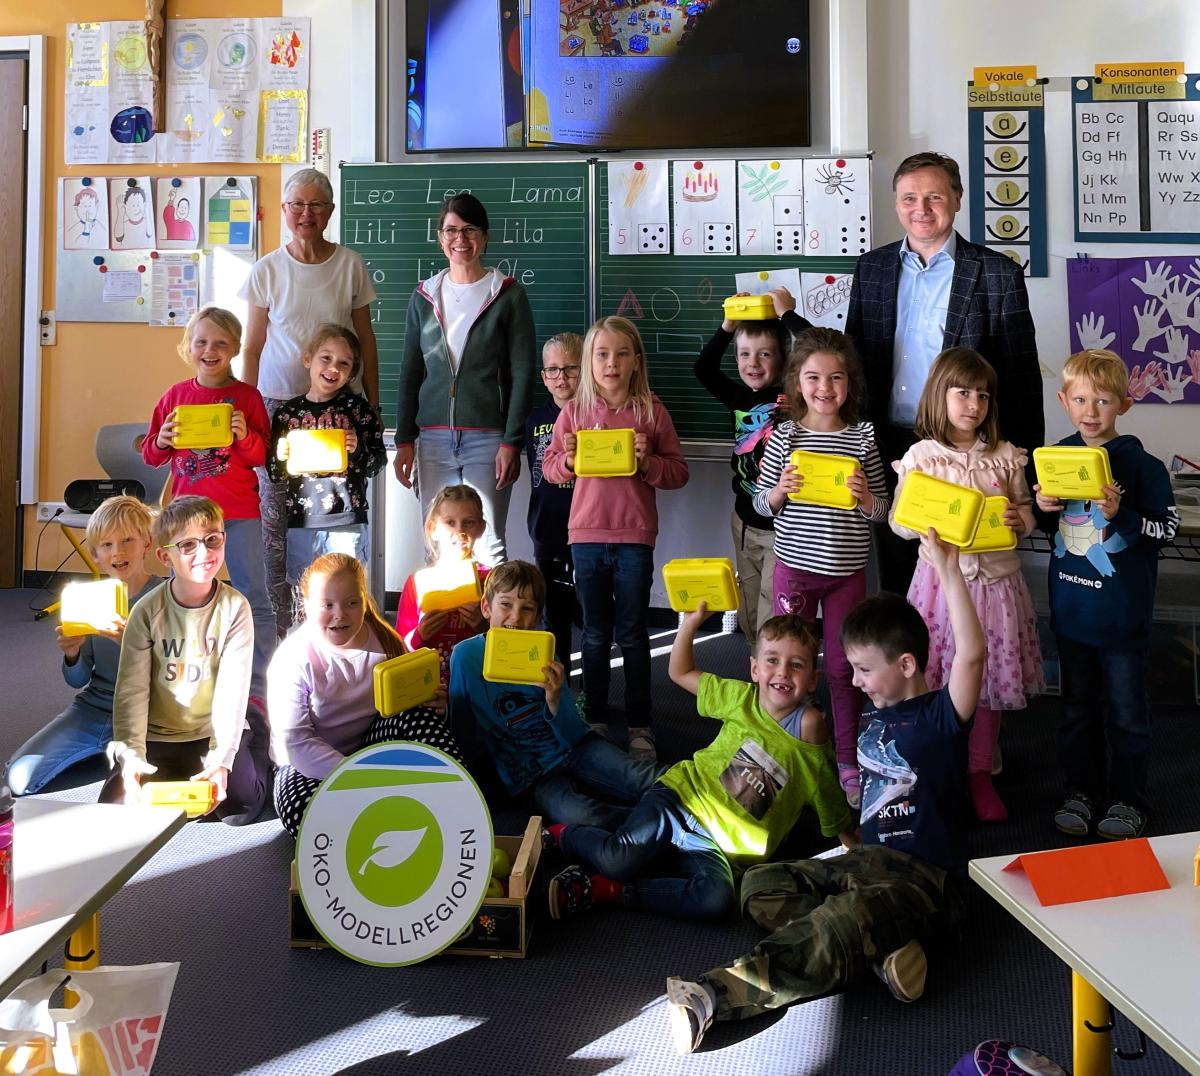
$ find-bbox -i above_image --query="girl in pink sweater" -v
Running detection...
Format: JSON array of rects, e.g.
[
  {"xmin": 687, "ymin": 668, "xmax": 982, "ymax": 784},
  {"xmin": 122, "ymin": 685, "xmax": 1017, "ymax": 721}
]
[{"xmin": 543, "ymin": 316, "xmax": 689, "ymax": 762}]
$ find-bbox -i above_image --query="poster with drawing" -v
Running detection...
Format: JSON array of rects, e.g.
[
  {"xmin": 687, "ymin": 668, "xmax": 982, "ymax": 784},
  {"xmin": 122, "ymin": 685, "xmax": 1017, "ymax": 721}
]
[
  {"xmin": 801, "ymin": 272, "xmax": 855, "ymax": 330},
  {"xmin": 62, "ymin": 178, "xmax": 110, "ymax": 251},
  {"xmin": 672, "ymin": 159, "xmax": 736, "ymax": 257},
  {"xmin": 736, "ymin": 159, "xmax": 804, "ymax": 256},
  {"xmin": 733, "ymin": 268, "xmax": 802, "ymax": 310},
  {"xmin": 1066, "ymin": 257, "xmax": 1200, "ymax": 405},
  {"xmin": 204, "ymin": 176, "xmax": 256, "ymax": 250},
  {"xmin": 801, "ymin": 157, "xmax": 872, "ymax": 257},
  {"xmin": 109, "ymin": 177, "xmax": 155, "ymax": 249},
  {"xmin": 155, "ymin": 177, "xmax": 202, "ymax": 249},
  {"xmin": 150, "ymin": 252, "xmax": 202, "ymax": 327},
  {"xmin": 65, "ymin": 22, "xmax": 157, "ymax": 166},
  {"xmin": 607, "ymin": 159, "xmax": 669, "ymax": 255}
]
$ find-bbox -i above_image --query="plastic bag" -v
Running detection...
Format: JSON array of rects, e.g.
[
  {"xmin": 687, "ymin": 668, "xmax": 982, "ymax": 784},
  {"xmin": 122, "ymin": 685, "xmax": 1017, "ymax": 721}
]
[{"xmin": 0, "ymin": 963, "xmax": 179, "ymax": 1075}]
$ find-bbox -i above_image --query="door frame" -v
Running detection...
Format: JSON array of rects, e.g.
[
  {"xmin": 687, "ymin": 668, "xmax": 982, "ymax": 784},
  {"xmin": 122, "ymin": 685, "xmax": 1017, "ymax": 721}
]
[{"xmin": 0, "ymin": 36, "xmax": 46, "ymax": 507}]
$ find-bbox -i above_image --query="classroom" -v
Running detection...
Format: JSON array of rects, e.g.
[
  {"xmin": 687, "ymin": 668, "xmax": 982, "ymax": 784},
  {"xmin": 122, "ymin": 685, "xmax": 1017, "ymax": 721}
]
[{"xmin": 0, "ymin": 1, "xmax": 1198, "ymax": 1073}]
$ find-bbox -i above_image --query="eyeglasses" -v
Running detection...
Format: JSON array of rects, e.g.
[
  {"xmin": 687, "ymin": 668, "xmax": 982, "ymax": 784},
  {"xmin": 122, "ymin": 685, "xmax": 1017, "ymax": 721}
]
[
  {"xmin": 543, "ymin": 365, "xmax": 581, "ymax": 380},
  {"xmin": 285, "ymin": 201, "xmax": 333, "ymax": 213},
  {"xmin": 165, "ymin": 532, "xmax": 226, "ymax": 556},
  {"xmin": 439, "ymin": 226, "xmax": 483, "ymax": 240}
]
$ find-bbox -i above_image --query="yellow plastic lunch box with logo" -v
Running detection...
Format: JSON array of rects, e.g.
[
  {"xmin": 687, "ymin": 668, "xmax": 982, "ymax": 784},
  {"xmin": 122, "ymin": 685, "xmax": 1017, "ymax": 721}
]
[
  {"xmin": 483, "ymin": 628, "xmax": 556, "ymax": 685},
  {"xmin": 787, "ymin": 449, "xmax": 859, "ymax": 509},
  {"xmin": 416, "ymin": 558, "xmax": 482, "ymax": 613},
  {"xmin": 662, "ymin": 558, "xmax": 738, "ymax": 612},
  {"xmin": 173, "ymin": 403, "xmax": 234, "ymax": 449},
  {"xmin": 139, "ymin": 780, "xmax": 217, "ymax": 818},
  {"xmin": 1033, "ymin": 446, "xmax": 1113, "ymax": 501},
  {"xmin": 575, "ymin": 428, "xmax": 637, "ymax": 477},
  {"xmin": 893, "ymin": 472, "xmax": 986, "ymax": 548},
  {"xmin": 60, "ymin": 578, "xmax": 129, "ymax": 637},
  {"xmin": 373, "ymin": 647, "xmax": 441, "ymax": 716},
  {"xmin": 961, "ymin": 496, "xmax": 1017, "ymax": 553},
  {"xmin": 722, "ymin": 294, "xmax": 776, "ymax": 320},
  {"xmin": 286, "ymin": 428, "xmax": 348, "ymax": 475}
]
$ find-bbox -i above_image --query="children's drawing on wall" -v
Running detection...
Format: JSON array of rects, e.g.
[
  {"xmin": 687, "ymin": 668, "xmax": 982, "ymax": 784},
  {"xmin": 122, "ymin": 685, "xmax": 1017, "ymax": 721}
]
[
  {"xmin": 109, "ymin": 177, "xmax": 155, "ymax": 249},
  {"xmin": 672, "ymin": 158, "xmax": 736, "ymax": 257},
  {"xmin": 801, "ymin": 157, "xmax": 872, "ymax": 257},
  {"xmin": 63, "ymin": 177, "xmax": 110, "ymax": 251},
  {"xmin": 1067, "ymin": 257, "xmax": 1200, "ymax": 405},
  {"xmin": 155, "ymin": 177, "xmax": 201, "ymax": 249},
  {"xmin": 736, "ymin": 158, "xmax": 803, "ymax": 256},
  {"xmin": 607, "ymin": 159, "xmax": 669, "ymax": 255},
  {"xmin": 733, "ymin": 268, "xmax": 802, "ymax": 303},
  {"xmin": 800, "ymin": 272, "xmax": 854, "ymax": 329}
]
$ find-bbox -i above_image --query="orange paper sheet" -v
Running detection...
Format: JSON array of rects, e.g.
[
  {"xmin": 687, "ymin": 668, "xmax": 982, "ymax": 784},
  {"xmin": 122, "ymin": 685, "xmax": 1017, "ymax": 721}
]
[{"xmin": 1004, "ymin": 838, "xmax": 1170, "ymax": 906}]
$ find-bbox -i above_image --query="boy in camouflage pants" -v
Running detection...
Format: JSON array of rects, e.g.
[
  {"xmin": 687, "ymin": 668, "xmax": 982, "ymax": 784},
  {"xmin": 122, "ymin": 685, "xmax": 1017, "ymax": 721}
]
[{"xmin": 666, "ymin": 532, "xmax": 981, "ymax": 1053}]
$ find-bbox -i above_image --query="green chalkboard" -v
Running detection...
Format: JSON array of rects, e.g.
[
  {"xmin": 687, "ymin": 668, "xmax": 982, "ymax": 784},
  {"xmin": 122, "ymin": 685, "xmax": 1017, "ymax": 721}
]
[
  {"xmin": 339, "ymin": 162, "xmax": 592, "ymax": 427},
  {"xmin": 596, "ymin": 164, "xmax": 859, "ymax": 441}
]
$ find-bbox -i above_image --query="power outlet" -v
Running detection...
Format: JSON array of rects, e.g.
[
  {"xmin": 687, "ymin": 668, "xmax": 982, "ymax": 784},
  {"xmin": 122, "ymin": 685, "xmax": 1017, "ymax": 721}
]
[
  {"xmin": 36, "ymin": 501, "xmax": 68, "ymax": 522},
  {"xmin": 39, "ymin": 311, "xmax": 56, "ymax": 346}
]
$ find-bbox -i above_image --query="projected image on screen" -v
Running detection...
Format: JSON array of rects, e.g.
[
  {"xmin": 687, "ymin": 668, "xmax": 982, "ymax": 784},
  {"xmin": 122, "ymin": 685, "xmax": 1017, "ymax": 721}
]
[{"xmin": 406, "ymin": 0, "xmax": 810, "ymax": 153}]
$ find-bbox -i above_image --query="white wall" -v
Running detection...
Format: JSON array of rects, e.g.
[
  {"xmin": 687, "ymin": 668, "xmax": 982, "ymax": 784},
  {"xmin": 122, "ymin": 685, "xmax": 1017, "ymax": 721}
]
[{"xmin": 866, "ymin": 0, "xmax": 1200, "ymax": 465}]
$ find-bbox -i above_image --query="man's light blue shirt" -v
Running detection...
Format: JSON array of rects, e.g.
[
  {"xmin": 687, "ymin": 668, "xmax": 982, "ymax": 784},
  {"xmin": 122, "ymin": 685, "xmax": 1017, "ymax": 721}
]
[{"xmin": 889, "ymin": 233, "xmax": 956, "ymax": 427}]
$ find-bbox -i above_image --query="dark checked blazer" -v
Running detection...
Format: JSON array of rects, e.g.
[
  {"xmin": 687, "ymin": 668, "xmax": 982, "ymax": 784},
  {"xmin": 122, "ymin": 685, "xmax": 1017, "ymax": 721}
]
[{"xmin": 845, "ymin": 232, "xmax": 1044, "ymax": 458}]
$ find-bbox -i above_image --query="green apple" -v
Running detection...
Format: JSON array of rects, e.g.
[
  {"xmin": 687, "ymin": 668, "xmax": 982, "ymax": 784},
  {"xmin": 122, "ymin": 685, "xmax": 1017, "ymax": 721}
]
[
  {"xmin": 491, "ymin": 845, "xmax": 513, "ymax": 880},
  {"xmin": 486, "ymin": 876, "xmax": 505, "ymax": 898}
]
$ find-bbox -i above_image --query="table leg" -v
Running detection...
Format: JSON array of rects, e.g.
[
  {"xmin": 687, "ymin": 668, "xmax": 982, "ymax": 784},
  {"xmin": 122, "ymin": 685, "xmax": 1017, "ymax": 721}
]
[
  {"xmin": 1073, "ymin": 970, "xmax": 1112, "ymax": 1076},
  {"xmin": 63, "ymin": 913, "xmax": 99, "ymax": 1007}
]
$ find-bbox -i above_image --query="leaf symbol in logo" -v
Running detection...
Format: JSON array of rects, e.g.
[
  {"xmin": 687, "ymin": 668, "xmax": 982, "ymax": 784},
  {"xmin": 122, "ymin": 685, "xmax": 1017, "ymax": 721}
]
[{"xmin": 357, "ymin": 827, "xmax": 427, "ymax": 875}]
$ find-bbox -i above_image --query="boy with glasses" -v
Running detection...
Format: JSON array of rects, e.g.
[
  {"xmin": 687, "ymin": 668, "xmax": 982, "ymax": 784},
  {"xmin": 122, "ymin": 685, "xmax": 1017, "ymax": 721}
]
[{"xmin": 104, "ymin": 496, "xmax": 271, "ymax": 824}]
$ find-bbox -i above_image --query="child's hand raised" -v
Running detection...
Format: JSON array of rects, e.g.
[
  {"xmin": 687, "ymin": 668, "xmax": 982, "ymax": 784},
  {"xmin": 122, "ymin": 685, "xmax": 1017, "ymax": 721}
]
[
  {"xmin": 459, "ymin": 601, "xmax": 485, "ymax": 630},
  {"xmin": 1098, "ymin": 483, "xmax": 1122, "ymax": 521},
  {"xmin": 680, "ymin": 601, "xmax": 709, "ymax": 634},
  {"xmin": 768, "ymin": 286, "xmax": 796, "ymax": 316},
  {"xmin": 846, "ymin": 467, "xmax": 873, "ymax": 512},
  {"xmin": 722, "ymin": 292, "xmax": 750, "ymax": 332},
  {"xmin": 416, "ymin": 608, "xmax": 449, "ymax": 640},
  {"xmin": 344, "ymin": 429, "xmax": 359, "ymax": 454},
  {"xmin": 55, "ymin": 625, "xmax": 86, "ymax": 662},
  {"xmin": 542, "ymin": 659, "xmax": 566, "ymax": 715},
  {"xmin": 919, "ymin": 527, "xmax": 960, "ymax": 576},
  {"xmin": 156, "ymin": 412, "xmax": 180, "ymax": 450},
  {"xmin": 230, "ymin": 410, "xmax": 248, "ymax": 442},
  {"xmin": 1033, "ymin": 483, "xmax": 1063, "ymax": 514}
]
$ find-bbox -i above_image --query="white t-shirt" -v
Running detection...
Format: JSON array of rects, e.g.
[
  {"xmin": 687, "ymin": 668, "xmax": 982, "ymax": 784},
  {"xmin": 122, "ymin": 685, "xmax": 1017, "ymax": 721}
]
[
  {"xmin": 440, "ymin": 276, "xmax": 492, "ymax": 373},
  {"xmin": 239, "ymin": 244, "xmax": 377, "ymax": 400}
]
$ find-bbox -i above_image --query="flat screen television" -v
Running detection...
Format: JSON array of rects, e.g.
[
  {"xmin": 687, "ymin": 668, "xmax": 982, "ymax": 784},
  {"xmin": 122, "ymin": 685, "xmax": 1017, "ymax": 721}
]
[{"xmin": 405, "ymin": 0, "xmax": 811, "ymax": 152}]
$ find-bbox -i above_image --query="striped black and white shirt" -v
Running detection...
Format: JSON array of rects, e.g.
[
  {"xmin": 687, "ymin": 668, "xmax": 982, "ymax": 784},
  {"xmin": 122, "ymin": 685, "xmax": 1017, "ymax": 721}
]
[{"xmin": 753, "ymin": 420, "xmax": 890, "ymax": 575}]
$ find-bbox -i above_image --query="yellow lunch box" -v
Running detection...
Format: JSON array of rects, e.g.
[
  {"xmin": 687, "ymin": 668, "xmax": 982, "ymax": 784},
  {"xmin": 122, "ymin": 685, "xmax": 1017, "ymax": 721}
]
[
  {"xmin": 373, "ymin": 647, "xmax": 441, "ymax": 716},
  {"xmin": 962, "ymin": 496, "xmax": 1017, "ymax": 553},
  {"xmin": 893, "ymin": 472, "xmax": 986, "ymax": 548},
  {"xmin": 60, "ymin": 578, "xmax": 129, "ymax": 637},
  {"xmin": 661, "ymin": 558, "xmax": 738, "ymax": 612},
  {"xmin": 1033, "ymin": 446, "xmax": 1114, "ymax": 501},
  {"xmin": 787, "ymin": 449, "xmax": 860, "ymax": 510},
  {"xmin": 575, "ymin": 428, "xmax": 637, "ymax": 477},
  {"xmin": 416, "ymin": 559, "xmax": 482, "ymax": 613},
  {"xmin": 722, "ymin": 294, "xmax": 776, "ymax": 320},
  {"xmin": 140, "ymin": 780, "xmax": 217, "ymax": 818},
  {"xmin": 173, "ymin": 403, "xmax": 234, "ymax": 449},
  {"xmin": 483, "ymin": 628, "xmax": 556, "ymax": 685},
  {"xmin": 286, "ymin": 428, "xmax": 348, "ymax": 475}
]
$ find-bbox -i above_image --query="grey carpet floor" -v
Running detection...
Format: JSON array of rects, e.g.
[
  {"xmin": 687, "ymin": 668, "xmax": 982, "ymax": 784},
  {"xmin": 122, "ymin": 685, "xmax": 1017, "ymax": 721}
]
[{"xmin": 1, "ymin": 588, "xmax": 1196, "ymax": 1075}]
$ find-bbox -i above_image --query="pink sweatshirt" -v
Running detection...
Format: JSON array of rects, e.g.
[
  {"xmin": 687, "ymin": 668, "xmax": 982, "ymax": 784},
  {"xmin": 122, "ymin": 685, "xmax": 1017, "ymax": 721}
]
[{"xmin": 542, "ymin": 394, "xmax": 688, "ymax": 546}]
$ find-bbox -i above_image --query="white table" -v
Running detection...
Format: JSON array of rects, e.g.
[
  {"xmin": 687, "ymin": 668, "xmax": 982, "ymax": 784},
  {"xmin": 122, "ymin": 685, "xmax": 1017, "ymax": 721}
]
[
  {"xmin": 971, "ymin": 832, "xmax": 1200, "ymax": 1076},
  {"xmin": 0, "ymin": 798, "xmax": 185, "ymax": 999}
]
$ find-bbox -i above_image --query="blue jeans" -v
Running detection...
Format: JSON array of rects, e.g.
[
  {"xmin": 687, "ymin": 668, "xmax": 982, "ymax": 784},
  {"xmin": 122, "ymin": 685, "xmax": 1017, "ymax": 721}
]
[
  {"xmin": 560, "ymin": 784, "xmax": 736, "ymax": 921},
  {"xmin": 528, "ymin": 732, "xmax": 660, "ymax": 828},
  {"xmin": 1056, "ymin": 637, "xmax": 1152, "ymax": 810},
  {"xmin": 223, "ymin": 518, "xmax": 277, "ymax": 703},
  {"xmin": 572, "ymin": 542, "xmax": 654, "ymax": 728},
  {"xmin": 285, "ymin": 524, "xmax": 368, "ymax": 585},
  {"xmin": 416, "ymin": 428, "xmax": 511, "ymax": 566},
  {"xmin": 8, "ymin": 698, "xmax": 111, "ymax": 795}
]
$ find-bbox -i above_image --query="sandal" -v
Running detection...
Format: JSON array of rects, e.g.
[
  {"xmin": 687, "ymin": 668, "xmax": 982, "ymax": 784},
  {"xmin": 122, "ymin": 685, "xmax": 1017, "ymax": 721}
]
[{"xmin": 548, "ymin": 864, "xmax": 592, "ymax": 920}]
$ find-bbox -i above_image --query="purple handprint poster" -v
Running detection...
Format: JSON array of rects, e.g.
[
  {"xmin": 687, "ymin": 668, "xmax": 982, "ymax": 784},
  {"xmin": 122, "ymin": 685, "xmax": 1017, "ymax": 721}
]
[{"xmin": 1066, "ymin": 257, "xmax": 1200, "ymax": 405}]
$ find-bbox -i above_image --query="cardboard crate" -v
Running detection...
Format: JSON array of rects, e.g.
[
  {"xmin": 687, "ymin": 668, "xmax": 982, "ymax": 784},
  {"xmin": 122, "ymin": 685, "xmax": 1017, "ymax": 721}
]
[{"xmin": 288, "ymin": 816, "xmax": 545, "ymax": 959}]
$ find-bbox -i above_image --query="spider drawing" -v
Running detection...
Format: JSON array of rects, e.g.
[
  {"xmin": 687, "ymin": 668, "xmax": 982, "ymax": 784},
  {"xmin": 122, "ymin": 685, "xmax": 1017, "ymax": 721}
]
[{"xmin": 815, "ymin": 164, "xmax": 853, "ymax": 195}]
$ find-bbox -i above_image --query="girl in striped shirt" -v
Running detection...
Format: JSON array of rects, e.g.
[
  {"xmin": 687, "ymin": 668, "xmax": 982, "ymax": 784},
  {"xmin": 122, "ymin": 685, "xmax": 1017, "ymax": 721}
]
[{"xmin": 753, "ymin": 328, "xmax": 889, "ymax": 808}]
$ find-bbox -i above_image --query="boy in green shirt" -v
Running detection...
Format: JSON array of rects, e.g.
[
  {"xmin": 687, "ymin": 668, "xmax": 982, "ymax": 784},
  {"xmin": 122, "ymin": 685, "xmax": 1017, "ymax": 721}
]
[{"xmin": 546, "ymin": 607, "xmax": 857, "ymax": 921}]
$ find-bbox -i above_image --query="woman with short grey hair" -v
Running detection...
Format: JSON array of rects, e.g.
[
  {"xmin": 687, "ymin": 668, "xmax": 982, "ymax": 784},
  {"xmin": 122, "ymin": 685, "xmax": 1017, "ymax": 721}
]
[{"xmin": 240, "ymin": 167, "xmax": 380, "ymax": 631}]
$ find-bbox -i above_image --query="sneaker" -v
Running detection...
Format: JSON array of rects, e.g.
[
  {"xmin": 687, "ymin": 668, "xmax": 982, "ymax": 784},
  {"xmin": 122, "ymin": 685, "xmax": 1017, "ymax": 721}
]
[
  {"xmin": 875, "ymin": 939, "xmax": 926, "ymax": 1003},
  {"xmin": 1053, "ymin": 792, "xmax": 1093, "ymax": 836},
  {"xmin": 548, "ymin": 864, "xmax": 592, "ymax": 920},
  {"xmin": 838, "ymin": 763, "xmax": 861, "ymax": 810},
  {"xmin": 1096, "ymin": 803, "xmax": 1147, "ymax": 840},
  {"xmin": 628, "ymin": 727, "xmax": 657, "ymax": 763},
  {"xmin": 665, "ymin": 976, "xmax": 715, "ymax": 1054}
]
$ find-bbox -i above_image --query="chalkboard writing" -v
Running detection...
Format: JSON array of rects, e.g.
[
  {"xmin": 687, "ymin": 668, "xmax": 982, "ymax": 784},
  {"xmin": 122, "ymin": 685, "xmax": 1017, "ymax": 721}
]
[{"xmin": 340, "ymin": 162, "xmax": 592, "ymax": 426}]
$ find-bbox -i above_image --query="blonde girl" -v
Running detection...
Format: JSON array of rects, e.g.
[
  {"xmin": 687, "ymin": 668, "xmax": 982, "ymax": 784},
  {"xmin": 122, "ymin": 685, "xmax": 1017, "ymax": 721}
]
[
  {"xmin": 268, "ymin": 553, "xmax": 462, "ymax": 836},
  {"xmin": 542, "ymin": 316, "xmax": 689, "ymax": 762},
  {"xmin": 394, "ymin": 484, "xmax": 491, "ymax": 686},
  {"xmin": 143, "ymin": 306, "xmax": 275, "ymax": 707},
  {"xmin": 889, "ymin": 347, "xmax": 1043, "ymax": 823},
  {"xmin": 753, "ymin": 327, "xmax": 890, "ymax": 808}
]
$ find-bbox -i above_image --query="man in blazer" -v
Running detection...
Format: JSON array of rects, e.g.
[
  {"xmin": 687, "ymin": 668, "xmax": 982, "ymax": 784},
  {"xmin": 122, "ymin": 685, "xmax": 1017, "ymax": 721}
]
[{"xmin": 846, "ymin": 151, "xmax": 1043, "ymax": 594}]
